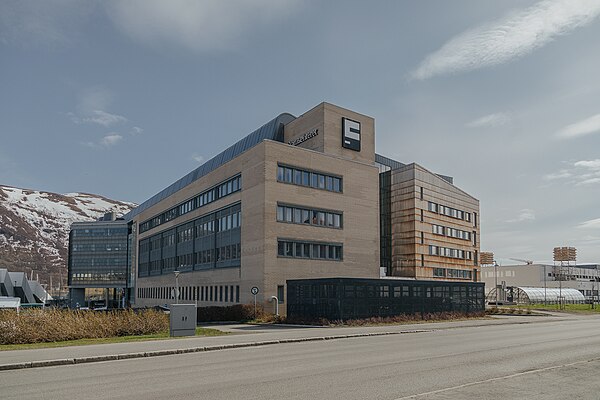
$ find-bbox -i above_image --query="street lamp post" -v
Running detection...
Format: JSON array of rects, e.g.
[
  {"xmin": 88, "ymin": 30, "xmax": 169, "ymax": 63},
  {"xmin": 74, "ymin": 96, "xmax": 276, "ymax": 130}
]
[
  {"xmin": 41, "ymin": 283, "xmax": 47, "ymax": 309},
  {"xmin": 174, "ymin": 270, "xmax": 180, "ymax": 304},
  {"xmin": 494, "ymin": 262, "xmax": 499, "ymax": 307}
]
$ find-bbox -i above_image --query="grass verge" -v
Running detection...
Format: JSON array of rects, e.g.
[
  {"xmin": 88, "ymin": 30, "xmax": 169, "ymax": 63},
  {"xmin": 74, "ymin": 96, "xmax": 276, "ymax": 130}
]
[
  {"xmin": 0, "ymin": 327, "xmax": 227, "ymax": 351},
  {"xmin": 507, "ymin": 303, "xmax": 600, "ymax": 314}
]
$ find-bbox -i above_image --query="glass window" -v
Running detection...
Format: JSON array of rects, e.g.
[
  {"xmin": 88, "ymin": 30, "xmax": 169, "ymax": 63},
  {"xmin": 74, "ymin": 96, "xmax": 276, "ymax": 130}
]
[
  {"xmin": 318, "ymin": 174, "xmax": 325, "ymax": 189},
  {"xmin": 302, "ymin": 209, "xmax": 310, "ymax": 224},
  {"xmin": 294, "ymin": 169, "xmax": 302, "ymax": 185},
  {"xmin": 302, "ymin": 171, "xmax": 310, "ymax": 186},
  {"xmin": 277, "ymin": 166, "xmax": 284, "ymax": 181},
  {"xmin": 333, "ymin": 214, "xmax": 341, "ymax": 228},
  {"xmin": 311, "ymin": 173, "xmax": 318, "ymax": 188},
  {"xmin": 294, "ymin": 208, "xmax": 302, "ymax": 223},
  {"xmin": 303, "ymin": 243, "xmax": 311, "ymax": 258},
  {"xmin": 326, "ymin": 213, "xmax": 334, "ymax": 227},
  {"xmin": 333, "ymin": 177, "xmax": 341, "ymax": 192},
  {"xmin": 312, "ymin": 243, "xmax": 320, "ymax": 258},
  {"xmin": 317, "ymin": 212, "xmax": 325, "ymax": 226},
  {"xmin": 285, "ymin": 242, "xmax": 293, "ymax": 257},
  {"xmin": 284, "ymin": 167, "xmax": 293, "ymax": 183},
  {"xmin": 285, "ymin": 207, "xmax": 293, "ymax": 222},
  {"xmin": 326, "ymin": 176, "xmax": 333, "ymax": 191},
  {"xmin": 295, "ymin": 242, "xmax": 304, "ymax": 257}
]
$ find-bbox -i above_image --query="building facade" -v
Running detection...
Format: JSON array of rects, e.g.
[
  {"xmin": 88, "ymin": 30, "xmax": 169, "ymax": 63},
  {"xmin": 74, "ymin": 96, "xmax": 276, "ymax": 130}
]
[
  {"xmin": 68, "ymin": 213, "xmax": 131, "ymax": 308},
  {"xmin": 481, "ymin": 263, "xmax": 600, "ymax": 302},
  {"xmin": 378, "ymin": 160, "xmax": 480, "ymax": 282},
  {"xmin": 123, "ymin": 102, "xmax": 480, "ymax": 313}
]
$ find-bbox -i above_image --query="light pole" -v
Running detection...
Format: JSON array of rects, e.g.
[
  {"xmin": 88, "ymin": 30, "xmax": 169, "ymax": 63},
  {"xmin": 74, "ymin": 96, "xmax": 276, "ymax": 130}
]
[
  {"xmin": 494, "ymin": 262, "xmax": 499, "ymax": 307},
  {"xmin": 41, "ymin": 283, "xmax": 48, "ymax": 309},
  {"xmin": 544, "ymin": 265, "xmax": 547, "ymax": 305},
  {"xmin": 174, "ymin": 270, "xmax": 180, "ymax": 304}
]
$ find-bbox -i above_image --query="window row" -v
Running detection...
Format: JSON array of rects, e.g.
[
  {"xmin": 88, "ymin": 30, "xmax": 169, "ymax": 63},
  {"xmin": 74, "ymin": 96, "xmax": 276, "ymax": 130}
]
[
  {"xmin": 140, "ymin": 205, "xmax": 241, "ymax": 250},
  {"xmin": 277, "ymin": 165, "xmax": 342, "ymax": 192},
  {"xmin": 432, "ymin": 224, "xmax": 471, "ymax": 241},
  {"xmin": 429, "ymin": 245, "xmax": 473, "ymax": 260},
  {"xmin": 137, "ymin": 284, "xmax": 240, "ymax": 303},
  {"xmin": 70, "ymin": 257, "xmax": 128, "ymax": 267},
  {"xmin": 71, "ymin": 243, "xmax": 127, "ymax": 252},
  {"xmin": 276, "ymin": 204, "xmax": 342, "ymax": 229},
  {"xmin": 140, "ymin": 243, "xmax": 241, "ymax": 271},
  {"xmin": 197, "ymin": 244, "xmax": 241, "ymax": 264},
  {"xmin": 139, "ymin": 175, "xmax": 241, "ymax": 233},
  {"xmin": 277, "ymin": 240, "xmax": 343, "ymax": 261},
  {"xmin": 71, "ymin": 228, "xmax": 128, "ymax": 237},
  {"xmin": 433, "ymin": 268, "xmax": 473, "ymax": 279},
  {"xmin": 428, "ymin": 202, "xmax": 472, "ymax": 222},
  {"xmin": 70, "ymin": 272, "xmax": 126, "ymax": 283}
]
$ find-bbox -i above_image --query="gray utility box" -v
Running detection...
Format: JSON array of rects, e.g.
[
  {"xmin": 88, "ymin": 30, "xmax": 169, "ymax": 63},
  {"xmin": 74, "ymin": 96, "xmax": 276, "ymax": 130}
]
[{"xmin": 169, "ymin": 304, "xmax": 197, "ymax": 337}]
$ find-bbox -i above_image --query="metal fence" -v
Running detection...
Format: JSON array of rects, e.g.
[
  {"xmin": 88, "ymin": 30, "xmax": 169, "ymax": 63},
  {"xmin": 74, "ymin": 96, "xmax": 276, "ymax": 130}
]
[{"xmin": 287, "ymin": 278, "xmax": 485, "ymax": 320}]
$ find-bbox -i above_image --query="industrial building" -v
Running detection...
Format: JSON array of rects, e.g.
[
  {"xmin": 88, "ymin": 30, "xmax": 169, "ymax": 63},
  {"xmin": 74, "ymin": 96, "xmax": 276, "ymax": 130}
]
[
  {"xmin": 481, "ymin": 263, "xmax": 600, "ymax": 303},
  {"xmin": 122, "ymin": 102, "xmax": 481, "ymax": 313}
]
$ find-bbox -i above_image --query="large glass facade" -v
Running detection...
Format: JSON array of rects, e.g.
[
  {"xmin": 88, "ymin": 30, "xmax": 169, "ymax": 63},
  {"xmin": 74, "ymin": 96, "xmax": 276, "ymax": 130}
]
[
  {"xmin": 68, "ymin": 222, "xmax": 130, "ymax": 287},
  {"xmin": 138, "ymin": 202, "xmax": 241, "ymax": 277}
]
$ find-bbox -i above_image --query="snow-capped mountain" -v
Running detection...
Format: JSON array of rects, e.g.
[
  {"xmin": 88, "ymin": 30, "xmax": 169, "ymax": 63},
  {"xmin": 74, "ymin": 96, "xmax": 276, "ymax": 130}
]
[{"xmin": 0, "ymin": 184, "xmax": 136, "ymax": 287}]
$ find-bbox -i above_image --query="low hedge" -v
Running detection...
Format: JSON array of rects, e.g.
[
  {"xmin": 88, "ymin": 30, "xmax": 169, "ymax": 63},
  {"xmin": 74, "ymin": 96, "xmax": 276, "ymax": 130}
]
[
  {"xmin": 197, "ymin": 304, "xmax": 266, "ymax": 322},
  {"xmin": 0, "ymin": 309, "xmax": 169, "ymax": 345}
]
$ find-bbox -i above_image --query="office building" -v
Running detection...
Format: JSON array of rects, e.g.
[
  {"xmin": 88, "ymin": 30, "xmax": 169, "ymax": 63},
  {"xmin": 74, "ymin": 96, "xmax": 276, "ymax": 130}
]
[
  {"xmin": 68, "ymin": 213, "xmax": 131, "ymax": 308},
  {"xmin": 126, "ymin": 102, "xmax": 480, "ymax": 313}
]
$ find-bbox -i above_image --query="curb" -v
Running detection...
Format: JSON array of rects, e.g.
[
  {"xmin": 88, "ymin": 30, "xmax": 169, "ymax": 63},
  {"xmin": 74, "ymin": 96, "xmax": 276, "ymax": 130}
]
[{"xmin": 0, "ymin": 329, "xmax": 431, "ymax": 371}]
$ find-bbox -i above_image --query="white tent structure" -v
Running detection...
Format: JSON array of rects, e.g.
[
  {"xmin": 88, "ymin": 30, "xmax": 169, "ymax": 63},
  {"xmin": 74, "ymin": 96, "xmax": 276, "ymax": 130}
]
[{"xmin": 487, "ymin": 286, "xmax": 586, "ymax": 305}]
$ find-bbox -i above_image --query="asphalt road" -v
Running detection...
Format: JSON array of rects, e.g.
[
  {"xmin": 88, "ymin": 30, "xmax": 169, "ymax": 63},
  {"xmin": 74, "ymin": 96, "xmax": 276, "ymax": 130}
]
[{"xmin": 3, "ymin": 314, "xmax": 600, "ymax": 399}]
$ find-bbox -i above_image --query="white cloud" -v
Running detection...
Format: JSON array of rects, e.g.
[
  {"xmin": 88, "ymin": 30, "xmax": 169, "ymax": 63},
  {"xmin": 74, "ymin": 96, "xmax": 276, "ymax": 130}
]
[
  {"xmin": 507, "ymin": 209, "xmax": 536, "ymax": 223},
  {"xmin": 81, "ymin": 133, "xmax": 123, "ymax": 148},
  {"xmin": 68, "ymin": 110, "xmax": 127, "ymax": 127},
  {"xmin": 544, "ymin": 159, "xmax": 600, "ymax": 186},
  {"xmin": 131, "ymin": 126, "xmax": 143, "ymax": 136},
  {"xmin": 105, "ymin": 0, "xmax": 301, "ymax": 52},
  {"xmin": 466, "ymin": 112, "xmax": 511, "ymax": 128},
  {"xmin": 576, "ymin": 177, "xmax": 600, "ymax": 186},
  {"xmin": 578, "ymin": 218, "xmax": 600, "ymax": 229},
  {"xmin": 100, "ymin": 133, "xmax": 123, "ymax": 147},
  {"xmin": 543, "ymin": 169, "xmax": 572, "ymax": 181},
  {"xmin": 411, "ymin": 0, "xmax": 600, "ymax": 80},
  {"xmin": 192, "ymin": 153, "xmax": 205, "ymax": 163},
  {"xmin": 84, "ymin": 110, "xmax": 127, "ymax": 127},
  {"xmin": 574, "ymin": 160, "xmax": 600, "ymax": 170},
  {"xmin": 557, "ymin": 113, "xmax": 600, "ymax": 139}
]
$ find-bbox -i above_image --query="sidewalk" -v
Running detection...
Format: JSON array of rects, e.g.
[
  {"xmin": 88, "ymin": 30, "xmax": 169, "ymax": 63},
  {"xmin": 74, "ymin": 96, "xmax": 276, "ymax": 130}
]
[{"xmin": 0, "ymin": 314, "xmax": 561, "ymax": 371}]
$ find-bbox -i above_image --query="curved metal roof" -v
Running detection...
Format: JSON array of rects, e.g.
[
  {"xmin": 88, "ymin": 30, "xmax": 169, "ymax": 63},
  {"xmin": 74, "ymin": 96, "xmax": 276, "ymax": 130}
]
[
  {"xmin": 515, "ymin": 287, "xmax": 585, "ymax": 303},
  {"xmin": 125, "ymin": 112, "xmax": 296, "ymax": 221}
]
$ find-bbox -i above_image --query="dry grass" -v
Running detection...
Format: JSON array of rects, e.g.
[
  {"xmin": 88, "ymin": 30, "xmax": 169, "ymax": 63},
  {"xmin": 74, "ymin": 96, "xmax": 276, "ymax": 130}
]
[{"xmin": 0, "ymin": 309, "xmax": 169, "ymax": 345}]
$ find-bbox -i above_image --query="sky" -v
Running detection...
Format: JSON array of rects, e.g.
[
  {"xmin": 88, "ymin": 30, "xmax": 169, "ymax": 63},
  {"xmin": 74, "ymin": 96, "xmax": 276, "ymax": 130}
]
[{"xmin": 1, "ymin": 0, "xmax": 600, "ymax": 264}]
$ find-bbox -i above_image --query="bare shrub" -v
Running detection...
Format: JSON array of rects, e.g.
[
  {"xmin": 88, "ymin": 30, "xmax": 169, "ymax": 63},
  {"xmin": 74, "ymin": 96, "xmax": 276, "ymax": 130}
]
[{"xmin": 0, "ymin": 309, "xmax": 169, "ymax": 345}]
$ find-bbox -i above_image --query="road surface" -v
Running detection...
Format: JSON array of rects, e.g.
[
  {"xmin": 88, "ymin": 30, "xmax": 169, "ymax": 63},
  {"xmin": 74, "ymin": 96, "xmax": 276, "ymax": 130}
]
[{"xmin": 3, "ymin": 314, "xmax": 600, "ymax": 399}]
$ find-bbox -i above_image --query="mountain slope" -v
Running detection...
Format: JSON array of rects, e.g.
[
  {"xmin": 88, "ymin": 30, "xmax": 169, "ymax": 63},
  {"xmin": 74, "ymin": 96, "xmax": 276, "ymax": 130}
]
[{"xmin": 0, "ymin": 184, "xmax": 136, "ymax": 288}]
